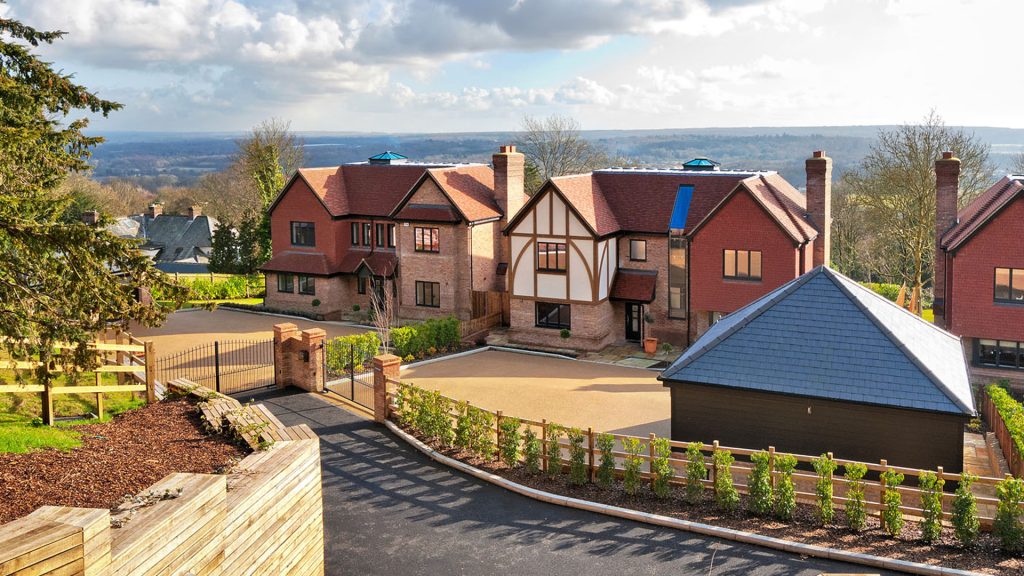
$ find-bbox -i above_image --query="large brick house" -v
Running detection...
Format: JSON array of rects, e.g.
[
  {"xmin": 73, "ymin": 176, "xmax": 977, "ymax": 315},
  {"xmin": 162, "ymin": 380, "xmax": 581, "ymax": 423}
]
[
  {"xmin": 502, "ymin": 152, "xmax": 832, "ymax": 350},
  {"xmin": 261, "ymin": 148, "xmax": 523, "ymax": 321},
  {"xmin": 934, "ymin": 152, "xmax": 1024, "ymax": 387}
]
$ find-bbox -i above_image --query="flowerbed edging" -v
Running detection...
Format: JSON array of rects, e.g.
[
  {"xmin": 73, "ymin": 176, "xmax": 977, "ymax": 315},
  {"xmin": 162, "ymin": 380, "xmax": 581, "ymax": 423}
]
[{"xmin": 384, "ymin": 419, "xmax": 986, "ymax": 576}]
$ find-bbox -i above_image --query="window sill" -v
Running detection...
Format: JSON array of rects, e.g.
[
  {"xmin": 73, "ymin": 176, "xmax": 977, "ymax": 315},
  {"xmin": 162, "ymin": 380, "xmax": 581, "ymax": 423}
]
[
  {"xmin": 416, "ymin": 304, "xmax": 441, "ymax": 308},
  {"xmin": 722, "ymin": 277, "xmax": 762, "ymax": 283},
  {"xmin": 537, "ymin": 270, "xmax": 567, "ymax": 275},
  {"xmin": 993, "ymin": 300, "xmax": 1024, "ymax": 308},
  {"xmin": 972, "ymin": 362, "xmax": 1024, "ymax": 372},
  {"xmin": 535, "ymin": 325, "xmax": 571, "ymax": 330},
  {"xmin": 298, "ymin": 292, "xmax": 316, "ymax": 296},
  {"xmin": 277, "ymin": 290, "xmax": 294, "ymax": 294}
]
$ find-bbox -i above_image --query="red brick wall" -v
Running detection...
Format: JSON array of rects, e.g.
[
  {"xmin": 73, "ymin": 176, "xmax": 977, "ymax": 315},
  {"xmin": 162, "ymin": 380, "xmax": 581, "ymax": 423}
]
[
  {"xmin": 270, "ymin": 179, "xmax": 340, "ymax": 265},
  {"xmin": 508, "ymin": 298, "xmax": 616, "ymax": 351},
  {"xmin": 949, "ymin": 197, "xmax": 1024, "ymax": 342},
  {"xmin": 689, "ymin": 190, "xmax": 801, "ymax": 315}
]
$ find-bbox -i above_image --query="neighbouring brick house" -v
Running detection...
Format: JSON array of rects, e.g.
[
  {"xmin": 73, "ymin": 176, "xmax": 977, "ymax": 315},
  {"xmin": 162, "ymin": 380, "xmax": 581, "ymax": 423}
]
[
  {"xmin": 502, "ymin": 153, "xmax": 832, "ymax": 351},
  {"xmin": 934, "ymin": 152, "xmax": 1024, "ymax": 388},
  {"xmin": 261, "ymin": 148, "xmax": 522, "ymax": 322}
]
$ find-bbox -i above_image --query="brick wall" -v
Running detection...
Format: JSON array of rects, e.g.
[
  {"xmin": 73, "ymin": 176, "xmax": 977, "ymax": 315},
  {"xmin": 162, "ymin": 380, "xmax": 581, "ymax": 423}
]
[
  {"xmin": 614, "ymin": 234, "xmax": 687, "ymax": 344},
  {"xmin": 948, "ymin": 197, "xmax": 1024, "ymax": 342},
  {"xmin": 264, "ymin": 273, "xmax": 361, "ymax": 320},
  {"xmin": 397, "ymin": 222, "xmax": 471, "ymax": 321},
  {"xmin": 508, "ymin": 298, "xmax": 615, "ymax": 351},
  {"xmin": 269, "ymin": 178, "xmax": 340, "ymax": 265},
  {"xmin": 689, "ymin": 190, "xmax": 802, "ymax": 334}
]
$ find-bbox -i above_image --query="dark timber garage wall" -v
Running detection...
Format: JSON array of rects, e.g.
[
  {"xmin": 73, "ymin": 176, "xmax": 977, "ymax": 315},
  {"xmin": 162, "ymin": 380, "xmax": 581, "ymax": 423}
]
[{"xmin": 668, "ymin": 381, "xmax": 968, "ymax": 473}]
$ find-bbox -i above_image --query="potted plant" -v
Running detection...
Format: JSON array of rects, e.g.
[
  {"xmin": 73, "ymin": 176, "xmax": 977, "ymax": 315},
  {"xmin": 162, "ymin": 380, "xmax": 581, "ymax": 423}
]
[
  {"xmin": 642, "ymin": 312, "xmax": 658, "ymax": 355},
  {"xmin": 559, "ymin": 328, "xmax": 571, "ymax": 340}
]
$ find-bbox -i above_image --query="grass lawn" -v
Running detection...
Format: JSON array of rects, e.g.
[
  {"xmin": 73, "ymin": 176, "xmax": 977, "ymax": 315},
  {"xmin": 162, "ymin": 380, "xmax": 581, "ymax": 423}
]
[
  {"xmin": 0, "ymin": 370, "xmax": 148, "ymax": 453},
  {"xmin": 0, "ymin": 394, "xmax": 145, "ymax": 453}
]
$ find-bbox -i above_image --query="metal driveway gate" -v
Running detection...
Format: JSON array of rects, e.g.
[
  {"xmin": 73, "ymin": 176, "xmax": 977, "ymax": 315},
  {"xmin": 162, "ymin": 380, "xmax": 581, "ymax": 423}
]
[
  {"xmin": 323, "ymin": 341, "xmax": 375, "ymax": 410},
  {"xmin": 155, "ymin": 339, "xmax": 275, "ymax": 395}
]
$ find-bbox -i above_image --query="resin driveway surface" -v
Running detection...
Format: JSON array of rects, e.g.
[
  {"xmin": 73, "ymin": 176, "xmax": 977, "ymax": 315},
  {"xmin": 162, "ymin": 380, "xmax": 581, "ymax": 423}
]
[
  {"xmin": 403, "ymin": 350, "xmax": 670, "ymax": 438},
  {"xmin": 130, "ymin": 309, "xmax": 365, "ymax": 357},
  {"xmin": 252, "ymin": 389, "xmax": 896, "ymax": 576}
]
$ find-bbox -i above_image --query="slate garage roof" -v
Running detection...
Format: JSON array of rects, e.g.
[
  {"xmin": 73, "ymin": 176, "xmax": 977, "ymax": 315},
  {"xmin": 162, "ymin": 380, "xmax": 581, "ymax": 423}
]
[{"xmin": 660, "ymin": 266, "xmax": 975, "ymax": 416}]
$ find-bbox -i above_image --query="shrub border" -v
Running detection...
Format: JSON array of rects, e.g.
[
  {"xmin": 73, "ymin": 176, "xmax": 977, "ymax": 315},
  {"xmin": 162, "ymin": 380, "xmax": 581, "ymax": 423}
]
[{"xmin": 383, "ymin": 420, "xmax": 986, "ymax": 576}]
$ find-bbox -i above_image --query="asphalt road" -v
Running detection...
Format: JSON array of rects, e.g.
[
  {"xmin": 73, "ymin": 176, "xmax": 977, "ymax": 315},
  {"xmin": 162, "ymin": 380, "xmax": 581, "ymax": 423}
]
[{"xmin": 249, "ymin": 389, "xmax": 897, "ymax": 576}]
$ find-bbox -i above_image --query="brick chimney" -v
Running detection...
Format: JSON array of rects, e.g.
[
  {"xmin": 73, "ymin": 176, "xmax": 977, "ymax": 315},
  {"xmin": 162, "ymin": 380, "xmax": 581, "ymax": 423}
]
[
  {"xmin": 493, "ymin": 145, "xmax": 526, "ymax": 221},
  {"xmin": 188, "ymin": 205, "xmax": 202, "ymax": 220},
  {"xmin": 805, "ymin": 150, "xmax": 833, "ymax": 268},
  {"xmin": 81, "ymin": 210, "xmax": 99, "ymax": 226},
  {"xmin": 933, "ymin": 151, "xmax": 961, "ymax": 328},
  {"xmin": 148, "ymin": 203, "xmax": 162, "ymax": 219}
]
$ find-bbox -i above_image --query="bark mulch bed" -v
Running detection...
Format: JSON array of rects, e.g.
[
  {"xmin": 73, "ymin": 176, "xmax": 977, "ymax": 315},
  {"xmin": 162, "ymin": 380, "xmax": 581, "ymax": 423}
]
[
  {"xmin": 402, "ymin": 424, "xmax": 1022, "ymax": 576},
  {"xmin": 0, "ymin": 397, "xmax": 248, "ymax": 525}
]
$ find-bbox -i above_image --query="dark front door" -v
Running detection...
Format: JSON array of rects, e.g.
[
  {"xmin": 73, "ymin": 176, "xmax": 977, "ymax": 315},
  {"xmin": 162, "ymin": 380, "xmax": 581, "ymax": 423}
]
[{"xmin": 625, "ymin": 303, "xmax": 643, "ymax": 342}]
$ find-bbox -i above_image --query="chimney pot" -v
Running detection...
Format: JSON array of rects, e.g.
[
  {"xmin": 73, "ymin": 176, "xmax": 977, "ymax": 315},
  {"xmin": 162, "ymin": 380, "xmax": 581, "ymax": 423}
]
[
  {"xmin": 813, "ymin": 150, "xmax": 825, "ymax": 158},
  {"xmin": 81, "ymin": 210, "xmax": 99, "ymax": 226},
  {"xmin": 188, "ymin": 205, "xmax": 201, "ymax": 219},
  {"xmin": 942, "ymin": 151, "xmax": 954, "ymax": 160},
  {"xmin": 148, "ymin": 204, "xmax": 162, "ymax": 219},
  {"xmin": 500, "ymin": 145, "xmax": 516, "ymax": 154}
]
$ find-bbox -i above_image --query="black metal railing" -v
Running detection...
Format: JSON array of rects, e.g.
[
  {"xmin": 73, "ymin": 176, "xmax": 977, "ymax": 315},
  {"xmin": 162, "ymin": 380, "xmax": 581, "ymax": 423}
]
[{"xmin": 154, "ymin": 339, "xmax": 275, "ymax": 395}]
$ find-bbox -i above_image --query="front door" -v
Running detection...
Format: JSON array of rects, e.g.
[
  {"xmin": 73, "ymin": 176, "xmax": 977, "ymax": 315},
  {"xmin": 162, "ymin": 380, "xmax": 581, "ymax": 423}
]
[{"xmin": 625, "ymin": 303, "xmax": 643, "ymax": 342}]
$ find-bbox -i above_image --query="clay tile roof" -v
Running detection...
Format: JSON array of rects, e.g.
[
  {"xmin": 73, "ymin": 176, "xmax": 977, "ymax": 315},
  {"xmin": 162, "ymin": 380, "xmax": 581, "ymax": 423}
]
[
  {"xmin": 589, "ymin": 171, "xmax": 751, "ymax": 234},
  {"xmin": 550, "ymin": 174, "xmax": 620, "ymax": 236},
  {"xmin": 610, "ymin": 269, "xmax": 658, "ymax": 302},
  {"xmin": 428, "ymin": 165, "xmax": 501, "ymax": 222},
  {"xmin": 260, "ymin": 251, "xmax": 333, "ymax": 276},
  {"xmin": 741, "ymin": 174, "xmax": 817, "ymax": 242},
  {"xmin": 941, "ymin": 176, "xmax": 1024, "ymax": 251},
  {"xmin": 291, "ymin": 164, "xmax": 443, "ymax": 218},
  {"xmin": 336, "ymin": 251, "xmax": 399, "ymax": 277},
  {"xmin": 394, "ymin": 205, "xmax": 462, "ymax": 222}
]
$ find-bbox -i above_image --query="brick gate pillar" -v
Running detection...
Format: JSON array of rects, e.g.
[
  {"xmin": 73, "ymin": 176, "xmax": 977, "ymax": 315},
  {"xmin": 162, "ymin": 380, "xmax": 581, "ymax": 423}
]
[
  {"xmin": 273, "ymin": 323, "xmax": 300, "ymax": 389},
  {"xmin": 372, "ymin": 354, "xmax": 401, "ymax": 424},
  {"xmin": 297, "ymin": 328, "xmax": 326, "ymax": 393}
]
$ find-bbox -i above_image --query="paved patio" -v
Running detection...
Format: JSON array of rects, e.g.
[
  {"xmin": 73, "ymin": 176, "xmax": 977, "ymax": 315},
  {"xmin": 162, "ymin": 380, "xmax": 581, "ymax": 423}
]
[
  {"xmin": 402, "ymin": 349, "xmax": 669, "ymax": 437},
  {"xmin": 130, "ymin": 309, "xmax": 366, "ymax": 357}
]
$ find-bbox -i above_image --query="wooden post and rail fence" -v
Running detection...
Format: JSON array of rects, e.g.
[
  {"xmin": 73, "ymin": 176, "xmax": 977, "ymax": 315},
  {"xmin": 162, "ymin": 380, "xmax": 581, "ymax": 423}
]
[
  {"xmin": 0, "ymin": 333, "xmax": 155, "ymax": 425},
  {"xmin": 372, "ymin": 360, "xmax": 1016, "ymax": 531}
]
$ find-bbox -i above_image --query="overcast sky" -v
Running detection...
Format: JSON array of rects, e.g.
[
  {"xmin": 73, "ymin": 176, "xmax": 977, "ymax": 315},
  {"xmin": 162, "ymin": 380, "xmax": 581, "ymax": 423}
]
[{"xmin": 4, "ymin": 0, "xmax": 1021, "ymax": 133}]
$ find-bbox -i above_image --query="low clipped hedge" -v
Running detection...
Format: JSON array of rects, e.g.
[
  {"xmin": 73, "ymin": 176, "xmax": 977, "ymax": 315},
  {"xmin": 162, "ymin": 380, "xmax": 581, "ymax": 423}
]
[
  {"xmin": 326, "ymin": 332, "xmax": 381, "ymax": 374},
  {"xmin": 987, "ymin": 383, "xmax": 1024, "ymax": 454},
  {"xmin": 391, "ymin": 316, "xmax": 460, "ymax": 359},
  {"xmin": 862, "ymin": 282, "xmax": 902, "ymax": 302}
]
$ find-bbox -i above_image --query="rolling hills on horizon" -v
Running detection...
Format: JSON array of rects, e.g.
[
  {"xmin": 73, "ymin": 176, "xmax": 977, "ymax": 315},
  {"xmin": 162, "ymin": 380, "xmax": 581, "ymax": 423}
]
[{"xmin": 88, "ymin": 126, "xmax": 1024, "ymax": 191}]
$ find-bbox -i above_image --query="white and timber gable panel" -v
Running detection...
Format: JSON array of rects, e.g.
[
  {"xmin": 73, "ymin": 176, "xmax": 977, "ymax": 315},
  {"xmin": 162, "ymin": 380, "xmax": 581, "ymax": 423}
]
[{"xmin": 508, "ymin": 187, "xmax": 616, "ymax": 304}]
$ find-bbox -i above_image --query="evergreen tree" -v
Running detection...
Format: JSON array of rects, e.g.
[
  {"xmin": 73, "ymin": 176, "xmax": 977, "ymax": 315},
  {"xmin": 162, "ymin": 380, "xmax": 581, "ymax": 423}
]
[{"xmin": 0, "ymin": 12, "xmax": 185, "ymax": 422}]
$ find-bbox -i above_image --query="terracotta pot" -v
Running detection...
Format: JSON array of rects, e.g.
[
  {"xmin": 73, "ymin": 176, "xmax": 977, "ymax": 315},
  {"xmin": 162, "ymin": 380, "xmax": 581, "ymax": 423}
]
[{"xmin": 643, "ymin": 337, "xmax": 658, "ymax": 355}]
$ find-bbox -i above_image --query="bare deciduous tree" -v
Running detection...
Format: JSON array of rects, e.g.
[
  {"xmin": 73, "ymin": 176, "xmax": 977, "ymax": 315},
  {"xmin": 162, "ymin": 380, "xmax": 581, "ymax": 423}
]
[
  {"xmin": 369, "ymin": 279, "xmax": 396, "ymax": 353},
  {"xmin": 517, "ymin": 115, "xmax": 612, "ymax": 194},
  {"xmin": 842, "ymin": 111, "xmax": 994, "ymax": 307},
  {"xmin": 1012, "ymin": 152, "xmax": 1024, "ymax": 174}
]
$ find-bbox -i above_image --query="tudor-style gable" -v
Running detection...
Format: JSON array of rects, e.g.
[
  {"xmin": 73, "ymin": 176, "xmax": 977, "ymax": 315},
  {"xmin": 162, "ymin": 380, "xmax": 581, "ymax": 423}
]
[{"xmin": 507, "ymin": 183, "xmax": 616, "ymax": 304}]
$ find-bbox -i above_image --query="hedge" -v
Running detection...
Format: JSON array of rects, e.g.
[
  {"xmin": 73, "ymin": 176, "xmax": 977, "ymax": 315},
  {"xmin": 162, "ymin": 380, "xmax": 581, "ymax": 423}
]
[
  {"xmin": 862, "ymin": 282, "xmax": 902, "ymax": 303},
  {"xmin": 987, "ymin": 383, "xmax": 1024, "ymax": 455},
  {"xmin": 391, "ymin": 316, "xmax": 460, "ymax": 359},
  {"xmin": 153, "ymin": 274, "xmax": 265, "ymax": 300},
  {"xmin": 325, "ymin": 332, "xmax": 381, "ymax": 374}
]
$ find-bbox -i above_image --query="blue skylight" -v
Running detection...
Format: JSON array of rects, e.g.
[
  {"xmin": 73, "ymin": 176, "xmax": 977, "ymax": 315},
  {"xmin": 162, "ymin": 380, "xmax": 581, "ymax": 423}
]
[{"xmin": 670, "ymin": 185, "xmax": 694, "ymax": 230}]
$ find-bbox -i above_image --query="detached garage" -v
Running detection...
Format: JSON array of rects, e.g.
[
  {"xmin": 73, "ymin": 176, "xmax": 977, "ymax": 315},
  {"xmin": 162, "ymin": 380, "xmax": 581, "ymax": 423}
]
[{"xmin": 658, "ymin": 266, "xmax": 975, "ymax": 472}]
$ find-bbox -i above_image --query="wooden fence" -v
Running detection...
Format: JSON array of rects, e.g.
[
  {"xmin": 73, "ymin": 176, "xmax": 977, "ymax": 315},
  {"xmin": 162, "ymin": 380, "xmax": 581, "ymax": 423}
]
[
  {"xmin": 460, "ymin": 311, "xmax": 503, "ymax": 339},
  {"xmin": 389, "ymin": 381, "xmax": 1011, "ymax": 530},
  {"xmin": 0, "ymin": 333, "xmax": 155, "ymax": 424},
  {"xmin": 980, "ymin": 387, "xmax": 1024, "ymax": 478}
]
